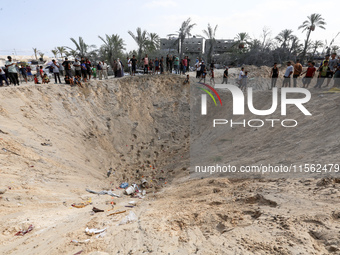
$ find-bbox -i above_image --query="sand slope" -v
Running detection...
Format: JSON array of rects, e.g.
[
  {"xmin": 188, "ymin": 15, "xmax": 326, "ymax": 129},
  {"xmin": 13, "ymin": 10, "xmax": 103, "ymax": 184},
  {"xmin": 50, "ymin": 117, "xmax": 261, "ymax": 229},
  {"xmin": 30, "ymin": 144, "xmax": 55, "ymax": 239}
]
[{"xmin": 0, "ymin": 75, "xmax": 340, "ymax": 254}]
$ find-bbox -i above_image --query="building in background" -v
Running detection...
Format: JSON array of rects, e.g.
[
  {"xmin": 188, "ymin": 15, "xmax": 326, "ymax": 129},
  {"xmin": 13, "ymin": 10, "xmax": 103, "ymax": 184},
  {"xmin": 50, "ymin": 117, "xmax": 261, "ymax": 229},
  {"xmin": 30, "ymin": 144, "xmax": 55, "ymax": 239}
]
[
  {"xmin": 205, "ymin": 39, "xmax": 234, "ymax": 54},
  {"xmin": 160, "ymin": 37, "xmax": 235, "ymax": 56}
]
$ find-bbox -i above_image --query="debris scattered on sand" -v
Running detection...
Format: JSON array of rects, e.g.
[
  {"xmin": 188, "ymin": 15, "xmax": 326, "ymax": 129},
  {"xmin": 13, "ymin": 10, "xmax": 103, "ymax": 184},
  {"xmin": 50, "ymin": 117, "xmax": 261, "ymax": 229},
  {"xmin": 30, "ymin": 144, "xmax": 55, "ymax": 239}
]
[
  {"xmin": 15, "ymin": 225, "xmax": 34, "ymax": 236},
  {"xmin": 92, "ymin": 207, "xmax": 104, "ymax": 213},
  {"xmin": 85, "ymin": 227, "xmax": 106, "ymax": 236},
  {"xmin": 86, "ymin": 188, "xmax": 120, "ymax": 198},
  {"xmin": 71, "ymin": 199, "xmax": 92, "ymax": 208},
  {"xmin": 71, "ymin": 239, "xmax": 90, "ymax": 244},
  {"xmin": 0, "ymin": 188, "xmax": 6, "ymax": 194},
  {"xmin": 107, "ymin": 210, "xmax": 126, "ymax": 216},
  {"xmin": 118, "ymin": 211, "xmax": 137, "ymax": 225}
]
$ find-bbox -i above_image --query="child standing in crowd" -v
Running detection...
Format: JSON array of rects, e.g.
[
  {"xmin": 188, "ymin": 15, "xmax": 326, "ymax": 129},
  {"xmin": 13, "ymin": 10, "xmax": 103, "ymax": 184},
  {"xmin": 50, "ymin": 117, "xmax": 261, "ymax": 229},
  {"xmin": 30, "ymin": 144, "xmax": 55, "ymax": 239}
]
[
  {"xmin": 39, "ymin": 66, "xmax": 44, "ymax": 79},
  {"xmin": 209, "ymin": 68, "xmax": 215, "ymax": 85}
]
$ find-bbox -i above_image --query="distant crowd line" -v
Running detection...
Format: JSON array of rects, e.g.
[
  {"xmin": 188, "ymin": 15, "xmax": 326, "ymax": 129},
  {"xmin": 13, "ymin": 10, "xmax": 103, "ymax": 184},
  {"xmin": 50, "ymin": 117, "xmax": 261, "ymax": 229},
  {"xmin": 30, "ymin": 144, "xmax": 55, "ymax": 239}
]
[{"xmin": 2, "ymin": 53, "xmax": 340, "ymax": 89}]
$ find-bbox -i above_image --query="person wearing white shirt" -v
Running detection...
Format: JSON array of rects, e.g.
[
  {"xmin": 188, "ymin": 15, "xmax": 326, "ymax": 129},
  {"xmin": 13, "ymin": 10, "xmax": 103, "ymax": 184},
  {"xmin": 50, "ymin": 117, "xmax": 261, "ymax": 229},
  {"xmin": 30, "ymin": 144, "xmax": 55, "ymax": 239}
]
[
  {"xmin": 5, "ymin": 56, "xmax": 19, "ymax": 86},
  {"xmin": 237, "ymin": 67, "xmax": 244, "ymax": 86},
  {"xmin": 102, "ymin": 61, "xmax": 108, "ymax": 79},
  {"xmin": 127, "ymin": 57, "xmax": 132, "ymax": 75},
  {"xmin": 282, "ymin": 61, "xmax": 294, "ymax": 87},
  {"xmin": 51, "ymin": 59, "xmax": 61, "ymax": 84}
]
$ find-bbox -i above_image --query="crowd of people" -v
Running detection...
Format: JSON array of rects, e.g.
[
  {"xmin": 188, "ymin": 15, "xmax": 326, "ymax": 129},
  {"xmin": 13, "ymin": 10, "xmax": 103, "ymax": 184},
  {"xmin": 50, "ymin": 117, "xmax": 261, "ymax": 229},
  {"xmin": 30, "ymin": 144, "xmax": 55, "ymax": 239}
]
[
  {"xmin": 2, "ymin": 53, "xmax": 340, "ymax": 90},
  {"xmin": 269, "ymin": 53, "xmax": 340, "ymax": 89}
]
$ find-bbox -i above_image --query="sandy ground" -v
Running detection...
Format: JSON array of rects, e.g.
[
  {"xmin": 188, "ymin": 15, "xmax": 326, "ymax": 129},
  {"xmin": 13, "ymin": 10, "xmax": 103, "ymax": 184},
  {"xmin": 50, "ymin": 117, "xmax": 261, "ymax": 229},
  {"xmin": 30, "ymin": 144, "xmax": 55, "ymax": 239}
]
[{"xmin": 1, "ymin": 72, "xmax": 340, "ymax": 254}]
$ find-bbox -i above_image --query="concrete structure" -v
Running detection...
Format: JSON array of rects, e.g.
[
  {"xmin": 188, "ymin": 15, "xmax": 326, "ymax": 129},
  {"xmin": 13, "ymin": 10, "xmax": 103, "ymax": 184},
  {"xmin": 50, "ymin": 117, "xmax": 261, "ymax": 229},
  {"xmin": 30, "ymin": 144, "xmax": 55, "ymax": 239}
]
[
  {"xmin": 160, "ymin": 38, "xmax": 178, "ymax": 54},
  {"xmin": 182, "ymin": 37, "xmax": 203, "ymax": 54},
  {"xmin": 160, "ymin": 37, "xmax": 234, "ymax": 56},
  {"xmin": 204, "ymin": 39, "xmax": 234, "ymax": 54}
]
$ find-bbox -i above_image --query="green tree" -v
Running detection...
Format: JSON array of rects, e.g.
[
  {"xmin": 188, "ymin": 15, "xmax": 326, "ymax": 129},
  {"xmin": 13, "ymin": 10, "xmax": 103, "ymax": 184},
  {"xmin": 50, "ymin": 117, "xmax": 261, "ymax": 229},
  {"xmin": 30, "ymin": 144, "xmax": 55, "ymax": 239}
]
[
  {"xmin": 298, "ymin": 13, "xmax": 326, "ymax": 62},
  {"xmin": 57, "ymin": 46, "xmax": 67, "ymax": 58},
  {"xmin": 199, "ymin": 23, "xmax": 218, "ymax": 63},
  {"xmin": 67, "ymin": 37, "xmax": 96, "ymax": 58},
  {"xmin": 234, "ymin": 32, "xmax": 251, "ymax": 52},
  {"xmin": 128, "ymin": 28, "xmax": 149, "ymax": 61},
  {"xmin": 275, "ymin": 29, "xmax": 294, "ymax": 48},
  {"xmin": 99, "ymin": 34, "xmax": 126, "ymax": 67},
  {"xmin": 168, "ymin": 18, "xmax": 196, "ymax": 59},
  {"xmin": 51, "ymin": 48, "xmax": 58, "ymax": 58},
  {"xmin": 311, "ymin": 40, "xmax": 324, "ymax": 59},
  {"xmin": 146, "ymin": 32, "xmax": 160, "ymax": 52}
]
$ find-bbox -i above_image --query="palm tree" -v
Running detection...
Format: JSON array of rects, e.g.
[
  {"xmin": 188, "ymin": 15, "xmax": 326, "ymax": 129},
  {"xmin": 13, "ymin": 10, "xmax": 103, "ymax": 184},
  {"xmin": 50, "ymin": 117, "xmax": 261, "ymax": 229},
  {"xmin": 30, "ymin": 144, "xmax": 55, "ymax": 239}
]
[
  {"xmin": 298, "ymin": 13, "xmax": 326, "ymax": 62},
  {"xmin": 57, "ymin": 46, "xmax": 66, "ymax": 58},
  {"xmin": 146, "ymin": 32, "xmax": 160, "ymax": 52},
  {"xmin": 311, "ymin": 40, "xmax": 324, "ymax": 59},
  {"xmin": 234, "ymin": 32, "xmax": 251, "ymax": 50},
  {"xmin": 167, "ymin": 18, "xmax": 196, "ymax": 58},
  {"xmin": 289, "ymin": 35, "xmax": 303, "ymax": 55},
  {"xmin": 99, "ymin": 34, "xmax": 126, "ymax": 67},
  {"xmin": 199, "ymin": 23, "xmax": 218, "ymax": 64},
  {"xmin": 128, "ymin": 28, "xmax": 149, "ymax": 61},
  {"xmin": 51, "ymin": 49, "xmax": 58, "ymax": 58},
  {"xmin": 32, "ymin": 48, "xmax": 38, "ymax": 60},
  {"xmin": 275, "ymin": 29, "xmax": 294, "ymax": 48},
  {"xmin": 67, "ymin": 37, "xmax": 96, "ymax": 58},
  {"xmin": 66, "ymin": 49, "xmax": 78, "ymax": 59}
]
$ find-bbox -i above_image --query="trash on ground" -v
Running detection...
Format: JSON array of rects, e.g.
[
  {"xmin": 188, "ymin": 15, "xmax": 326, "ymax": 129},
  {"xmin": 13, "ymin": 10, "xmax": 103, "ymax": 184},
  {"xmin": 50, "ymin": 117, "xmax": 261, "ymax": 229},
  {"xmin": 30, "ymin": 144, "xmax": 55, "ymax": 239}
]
[
  {"xmin": 125, "ymin": 185, "xmax": 136, "ymax": 195},
  {"xmin": 128, "ymin": 201, "xmax": 136, "ymax": 206},
  {"xmin": 120, "ymin": 182, "xmax": 129, "ymax": 188},
  {"xmin": 107, "ymin": 167, "xmax": 113, "ymax": 177},
  {"xmin": 92, "ymin": 207, "xmax": 104, "ymax": 213},
  {"xmin": 125, "ymin": 206, "xmax": 134, "ymax": 208},
  {"xmin": 119, "ymin": 211, "xmax": 137, "ymax": 225},
  {"xmin": 41, "ymin": 142, "xmax": 52, "ymax": 146},
  {"xmin": 141, "ymin": 178, "xmax": 149, "ymax": 188},
  {"xmin": 71, "ymin": 239, "xmax": 90, "ymax": 244},
  {"xmin": 2, "ymin": 148, "xmax": 20, "ymax": 156},
  {"xmin": 107, "ymin": 210, "xmax": 126, "ymax": 216},
  {"xmin": 73, "ymin": 250, "xmax": 83, "ymax": 255},
  {"xmin": 86, "ymin": 188, "xmax": 120, "ymax": 198},
  {"xmin": 15, "ymin": 225, "xmax": 34, "ymax": 236},
  {"xmin": 0, "ymin": 188, "xmax": 6, "ymax": 194},
  {"xmin": 85, "ymin": 227, "xmax": 107, "ymax": 236},
  {"xmin": 72, "ymin": 199, "xmax": 92, "ymax": 208},
  {"xmin": 96, "ymin": 232, "xmax": 106, "ymax": 238}
]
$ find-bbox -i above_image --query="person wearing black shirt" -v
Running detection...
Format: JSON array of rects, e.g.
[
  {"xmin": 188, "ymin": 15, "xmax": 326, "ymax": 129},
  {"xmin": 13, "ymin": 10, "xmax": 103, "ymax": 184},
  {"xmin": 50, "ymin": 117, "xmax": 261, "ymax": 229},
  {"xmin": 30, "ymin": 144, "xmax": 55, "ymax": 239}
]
[
  {"xmin": 160, "ymin": 57, "xmax": 164, "ymax": 74},
  {"xmin": 166, "ymin": 54, "xmax": 169, "ymax": 72},
  {"xmin": 222, "ymin": 67, "xmax": 228, "ymax": 84},
  {"xmin": 62, "ymin": 57, "xmax": 72, "ymax": 77},
  {"xmin": 130, "ymin": 55, "xmax": 137, "ymax": 76},
  {"xmin": 270, "ymin": 63, "xmax": 279, "ymax": 89},
  {"xmin": 169, "ymin": 55, "xmax": 173, "ymax": 73}
]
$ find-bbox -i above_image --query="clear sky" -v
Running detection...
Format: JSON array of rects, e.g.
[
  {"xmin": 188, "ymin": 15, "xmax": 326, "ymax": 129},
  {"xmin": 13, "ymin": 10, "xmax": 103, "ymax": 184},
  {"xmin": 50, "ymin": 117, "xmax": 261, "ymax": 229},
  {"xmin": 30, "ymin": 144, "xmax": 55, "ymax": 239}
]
[{"xmin": 0, "ymin": 0, "xmax": 338, "ymax": 57}]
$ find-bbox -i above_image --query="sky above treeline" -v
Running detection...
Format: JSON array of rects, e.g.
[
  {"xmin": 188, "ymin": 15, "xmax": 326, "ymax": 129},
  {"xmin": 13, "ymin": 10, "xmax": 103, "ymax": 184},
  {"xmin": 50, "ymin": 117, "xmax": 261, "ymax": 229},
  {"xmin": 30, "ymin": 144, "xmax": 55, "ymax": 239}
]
[{"xmin": 0, "ymin": 0, "xmax": 338, "ymax": 57}]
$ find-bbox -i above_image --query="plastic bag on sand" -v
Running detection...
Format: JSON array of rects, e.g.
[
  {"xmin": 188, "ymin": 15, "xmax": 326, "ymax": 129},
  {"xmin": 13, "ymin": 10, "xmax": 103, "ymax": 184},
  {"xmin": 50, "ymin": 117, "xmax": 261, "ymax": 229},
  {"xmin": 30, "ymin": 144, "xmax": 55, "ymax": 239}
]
[
  {"xmin": 118, "ymin": 211, "xmax": 137, "ymax": 225},
  {"xmin": 85, "ymin": 227, "xmax": 107, "ymax": 236}
]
